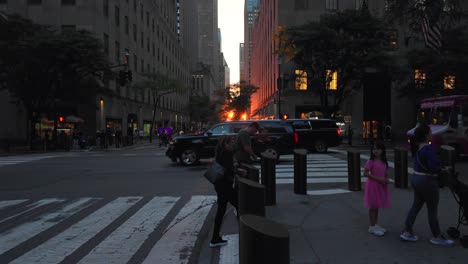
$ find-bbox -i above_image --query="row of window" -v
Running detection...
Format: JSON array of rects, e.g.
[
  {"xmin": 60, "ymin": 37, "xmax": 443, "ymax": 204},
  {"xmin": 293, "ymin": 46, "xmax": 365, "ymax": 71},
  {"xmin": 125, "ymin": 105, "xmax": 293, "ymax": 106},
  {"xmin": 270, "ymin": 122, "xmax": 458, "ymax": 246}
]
[
  {"xmin": 292, "ymin": 69, "xmax": 457, "ymax": 91},
  {"xmin": 0, "ymin": 0, "xmax": 75, "ymax": 5}
]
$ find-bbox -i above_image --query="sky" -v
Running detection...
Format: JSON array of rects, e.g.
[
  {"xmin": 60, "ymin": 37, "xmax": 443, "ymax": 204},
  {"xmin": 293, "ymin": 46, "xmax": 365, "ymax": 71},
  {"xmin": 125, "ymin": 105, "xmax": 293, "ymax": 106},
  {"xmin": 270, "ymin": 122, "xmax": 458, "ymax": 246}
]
[{"xmin": 218, "ymin": 0, "xmax": 244, "ymax": 84}]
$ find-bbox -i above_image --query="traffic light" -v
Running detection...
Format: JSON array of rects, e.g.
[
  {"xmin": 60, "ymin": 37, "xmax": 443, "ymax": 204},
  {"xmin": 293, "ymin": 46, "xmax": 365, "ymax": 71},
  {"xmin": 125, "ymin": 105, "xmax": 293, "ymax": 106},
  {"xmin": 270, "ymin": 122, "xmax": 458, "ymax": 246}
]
[
  {"xmin": 282, "ymin": 114, "xmax": 289, "ymax": 120},
  {"xmin": 127, "ymin": 70, "xmax": 132, "ymax": 82},
  {"xmin": 59, "ymin": 116, "xmax": 64, "ymax": 122},
  {"xmin": 119, "ymin": 70, "xmax": 127, "ymax": 86}
]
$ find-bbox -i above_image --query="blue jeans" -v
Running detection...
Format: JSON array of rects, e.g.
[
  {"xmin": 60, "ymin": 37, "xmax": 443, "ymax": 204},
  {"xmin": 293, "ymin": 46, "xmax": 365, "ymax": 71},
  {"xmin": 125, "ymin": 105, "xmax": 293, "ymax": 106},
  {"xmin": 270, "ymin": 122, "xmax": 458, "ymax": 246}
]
[{"xmin": 404, "ymin": 174, "xmax": 441, "ymax": 236}]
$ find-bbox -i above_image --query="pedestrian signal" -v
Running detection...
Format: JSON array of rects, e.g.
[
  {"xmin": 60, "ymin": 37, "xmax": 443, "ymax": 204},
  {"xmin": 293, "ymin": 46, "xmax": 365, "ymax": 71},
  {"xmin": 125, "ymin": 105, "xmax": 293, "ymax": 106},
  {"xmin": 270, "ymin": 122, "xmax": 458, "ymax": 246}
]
[{"xmin": 59, "ymin": 116, "xmax": 64, "ymax": 122}]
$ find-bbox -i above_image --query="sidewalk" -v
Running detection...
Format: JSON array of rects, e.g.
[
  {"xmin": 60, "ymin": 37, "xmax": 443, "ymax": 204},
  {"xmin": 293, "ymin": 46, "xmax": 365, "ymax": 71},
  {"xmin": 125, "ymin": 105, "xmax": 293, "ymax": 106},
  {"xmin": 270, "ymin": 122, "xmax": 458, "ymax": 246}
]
[{"xmin": 199, "ymin": 157, "xmax": 468, "ymax": 264}]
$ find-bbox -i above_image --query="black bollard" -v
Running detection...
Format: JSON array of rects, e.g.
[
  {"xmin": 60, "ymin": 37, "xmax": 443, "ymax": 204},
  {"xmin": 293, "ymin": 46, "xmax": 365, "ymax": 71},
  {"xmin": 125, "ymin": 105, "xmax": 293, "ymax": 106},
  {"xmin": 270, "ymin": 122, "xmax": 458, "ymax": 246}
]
[
  {"xmin": 261, "ymin": 152, "xmax": 277, "ymax": 206},
  {"xmin": 237, "ymin": 176, "xmax": 265, "ymax": 217},
  {"xmin": 294, "ymin": 149, "xmax": 307, "ymax": 195},
  {"xmin": 239, "ymin": 214, "xmax": 289, "ymax": 264},
  {"xmin": 394, "ymin": 147, "xmax": 408, "ymax": 189},
  {"xmin": 347, "ymin": 150, "xmax": 361, "ymax": 191},
  {"xmin": 440, "ymin": 145, "xmax": 456, "ymax": 171},
  {"xmin": 240, "ymin": 163, "xmax": 260, "ymax": 182}
]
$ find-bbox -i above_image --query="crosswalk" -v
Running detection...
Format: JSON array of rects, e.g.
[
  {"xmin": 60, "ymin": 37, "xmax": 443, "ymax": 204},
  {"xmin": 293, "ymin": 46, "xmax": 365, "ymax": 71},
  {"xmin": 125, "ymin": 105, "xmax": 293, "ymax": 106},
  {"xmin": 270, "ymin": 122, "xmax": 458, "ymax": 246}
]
[
  {"xmin": 0, "ymin": 155, "xmax": 57, "ymax": 168},
  {"xmin": 0, "ymin": 196, "xmax": 216, "ymax": 264},
  {"xmin": 256, "ymin": 153, "xmax": 366, "ymax": 185}
]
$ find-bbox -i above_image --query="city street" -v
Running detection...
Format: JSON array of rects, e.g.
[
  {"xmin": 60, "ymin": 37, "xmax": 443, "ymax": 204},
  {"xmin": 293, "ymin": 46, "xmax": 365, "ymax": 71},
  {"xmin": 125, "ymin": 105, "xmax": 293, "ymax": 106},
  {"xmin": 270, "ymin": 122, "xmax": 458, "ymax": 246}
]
[{"xmin": 0, "ymin": 145, "xmax": 467, "ymax": 263}]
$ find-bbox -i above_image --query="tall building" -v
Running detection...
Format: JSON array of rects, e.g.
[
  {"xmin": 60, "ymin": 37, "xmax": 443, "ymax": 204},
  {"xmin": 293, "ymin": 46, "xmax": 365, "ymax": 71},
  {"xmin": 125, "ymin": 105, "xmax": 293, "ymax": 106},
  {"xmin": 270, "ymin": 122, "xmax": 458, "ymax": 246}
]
[
  {"xmin": 242, "ymin": 0, "xmax": 258, "ymax": 84},
  {"xmin": 239, "ymin": 43, "xmax": 245, "ymax": 82},
  {"xmin": 0, "ymin": 0, "xmax": 195, "ymax": 142},
  {"xmin": 197, "ymin": 0, "xmax": 222, "ymax": 100},
  {"xmin": 248, "ymin": 0, "xmax": 411, "ymax": 140}
]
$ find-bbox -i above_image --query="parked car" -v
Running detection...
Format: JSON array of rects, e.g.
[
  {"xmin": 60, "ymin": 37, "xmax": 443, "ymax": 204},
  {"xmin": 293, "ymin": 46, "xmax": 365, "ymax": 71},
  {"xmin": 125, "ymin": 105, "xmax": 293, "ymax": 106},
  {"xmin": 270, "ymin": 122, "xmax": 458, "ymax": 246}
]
[
  {"xmin": 166, "ymin": 120, "xmax": 297, "ymax": 165},
  {"xmin": 286, "ymin": 119, "xmax": 342, "ymax": 153}
]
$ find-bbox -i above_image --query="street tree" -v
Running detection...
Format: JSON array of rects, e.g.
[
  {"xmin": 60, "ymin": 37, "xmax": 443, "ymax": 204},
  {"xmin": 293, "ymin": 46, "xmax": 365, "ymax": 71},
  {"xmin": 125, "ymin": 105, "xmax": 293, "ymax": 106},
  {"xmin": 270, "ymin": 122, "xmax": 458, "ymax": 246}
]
[
  {"xmin": 277, "ymin": 8, "xmax": 397, "ymax": 117},
  {"xmin": 133, "ymin": 72, "xmax": 185, "ymax": 142},
  {"xmin": 0, "ymin": 15, "xmax": 111, "ymax": 146},
  {"xmin": 222, "ymin": 81, "xmax": 259, "ymax": 120},
  {"xmin": 385, "ymin": 0, "xmax": 468, "ymax": 98}
]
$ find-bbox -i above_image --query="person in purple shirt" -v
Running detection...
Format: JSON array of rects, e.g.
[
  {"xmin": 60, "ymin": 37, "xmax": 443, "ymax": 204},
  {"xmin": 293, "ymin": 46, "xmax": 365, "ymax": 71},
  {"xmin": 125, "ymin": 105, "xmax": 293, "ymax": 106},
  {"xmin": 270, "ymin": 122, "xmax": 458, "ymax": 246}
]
[{"xmin": 400, "ymin": 124, "xmax": 454, "ymax": 246}]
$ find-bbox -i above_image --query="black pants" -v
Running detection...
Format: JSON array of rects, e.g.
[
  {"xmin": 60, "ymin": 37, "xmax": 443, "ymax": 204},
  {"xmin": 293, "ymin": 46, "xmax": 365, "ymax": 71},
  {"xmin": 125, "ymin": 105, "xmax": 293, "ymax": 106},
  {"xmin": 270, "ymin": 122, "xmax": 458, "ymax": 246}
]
[{"xmin": 212, "ymin": 180, "xmax": 238, "ymax": 240}]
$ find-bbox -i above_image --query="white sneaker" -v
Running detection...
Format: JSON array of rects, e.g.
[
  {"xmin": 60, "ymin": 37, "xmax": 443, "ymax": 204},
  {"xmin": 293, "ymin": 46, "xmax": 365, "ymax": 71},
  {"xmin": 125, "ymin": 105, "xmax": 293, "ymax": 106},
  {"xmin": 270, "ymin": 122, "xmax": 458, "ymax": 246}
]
[
  {"xmin": 430, "ymin": 236, "xmax": 455, "ymax": 246},
  {"xmin": 375, "ymin": 225, "xmax": 386, "ymax": 233},
  {"xmin": 368, "ymin": 226, "xmax": 385, "ymax": 236}
]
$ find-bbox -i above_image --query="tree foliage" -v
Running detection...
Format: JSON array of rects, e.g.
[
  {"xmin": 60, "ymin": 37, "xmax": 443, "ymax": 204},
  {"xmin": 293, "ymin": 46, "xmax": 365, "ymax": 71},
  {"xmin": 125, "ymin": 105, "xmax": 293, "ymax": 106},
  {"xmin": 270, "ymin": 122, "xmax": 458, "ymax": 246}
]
[
  {"xmin": 0, "ymin": 15, "xmax": 111, "ymax": 114},
  {"xmin": 277, "ymin": 8, "xmax": 398, "ymax": 114},
  {"xmin": 385, "ymin": 0, "xmax": 468, "ymax": 98},
  {"xmin": 222, "ymin": 82, "xmax": 259, "ymax": 120}
]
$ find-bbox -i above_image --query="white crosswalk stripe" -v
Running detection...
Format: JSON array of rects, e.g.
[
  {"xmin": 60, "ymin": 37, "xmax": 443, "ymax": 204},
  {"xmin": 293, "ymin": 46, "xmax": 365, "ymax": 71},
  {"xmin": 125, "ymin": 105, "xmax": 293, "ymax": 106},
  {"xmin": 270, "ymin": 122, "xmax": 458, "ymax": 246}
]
[
  {"xmin": 0, "ymin": 155, "xmax": 57, "ymax": 168},
  {"xmin": 256, "ymin": 153, "xmax": 365, "ymax": 185},
  {"xmin": 0, "ymin": 195, "xmax": 216, "ymax": 264}
]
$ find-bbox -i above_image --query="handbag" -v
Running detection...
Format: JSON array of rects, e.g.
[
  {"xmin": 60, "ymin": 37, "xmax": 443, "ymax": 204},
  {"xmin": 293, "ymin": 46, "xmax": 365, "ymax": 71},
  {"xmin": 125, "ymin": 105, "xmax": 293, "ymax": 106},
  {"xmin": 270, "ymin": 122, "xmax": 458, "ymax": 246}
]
[
  {"xmin": 415, "ymin": 152, "xmax": 446, "ymax": 188},
  {"xmin": 204, "ymin": 162, "xmax": 225, "ymax": 184}
]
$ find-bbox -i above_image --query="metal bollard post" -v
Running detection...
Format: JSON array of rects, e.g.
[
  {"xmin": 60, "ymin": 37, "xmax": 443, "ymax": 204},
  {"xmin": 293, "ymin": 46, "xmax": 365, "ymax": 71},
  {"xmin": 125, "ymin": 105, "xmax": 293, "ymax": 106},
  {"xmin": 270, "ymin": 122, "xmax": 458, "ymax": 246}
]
[
  {"xmin": 240, "ymin": 163, "xmax": 260, "ymax": 182},
  {"xmin": 347, "ymin": 150, "xmax": 361, "ymax": 191},
  {"xmin": 394, "ymin": 147, "xmax": 408, "ymax": 189},
  {"xmin": 239, "ymin": 214, "xmax": 289, "ymax": 264},
  {"xmin": 261, "ymin": 152, "xmax": 277, "ymax": 206},
  {"xmin": 237, "ymin": 176, "xmax": 265, "ymax": 217},
  {"xmin": 294, "ymin": 149, "xmax": 307, "ymax": 195},
  {"xmin": 440, "ymin": 145, "xmax": 456, "ymax": 171}
]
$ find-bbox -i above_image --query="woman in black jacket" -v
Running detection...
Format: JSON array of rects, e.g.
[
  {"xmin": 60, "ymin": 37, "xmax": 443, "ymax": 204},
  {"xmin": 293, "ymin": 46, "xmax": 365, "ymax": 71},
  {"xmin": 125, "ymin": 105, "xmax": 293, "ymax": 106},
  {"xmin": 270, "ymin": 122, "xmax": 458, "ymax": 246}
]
[{"xmin": 210, "ymin": 135, "xmax": 238, "ymax": 247}]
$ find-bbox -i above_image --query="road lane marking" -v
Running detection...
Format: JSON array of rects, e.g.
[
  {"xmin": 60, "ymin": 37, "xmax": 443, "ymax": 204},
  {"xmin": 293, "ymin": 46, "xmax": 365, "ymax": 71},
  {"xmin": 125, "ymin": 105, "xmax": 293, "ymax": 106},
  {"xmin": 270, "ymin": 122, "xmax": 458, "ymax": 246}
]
[
  {"xmin": 307, "ymin": 189, "xmax": 352, "ymax": 195},
  {"xmin": 0, "ymin": 156, "xmax": 57, "ymax": 168},
  {"xmin": 276, "ymin": 177, "xmax": 367, "ymax": 184},
  {"xmin": 11, "ymin": 197, "xmax": 142, "ymax": 264},
  {"xmin": 78, "ymin": 196, "xmax": 179, "ymax": 264},
  {"xmin": 0, "ymin": 198, "xmax": 96, "ymax": 255},
  {"xmin": 142, "ymin": 195, "xmax": 216, "ymax": 264},
  {"xmin": 0, "ymin": 198, "xmax": 65, "ymax": 224},
  {"xmin": 0, "ymin": 200, "xmax": 28, "ymax": 210}
]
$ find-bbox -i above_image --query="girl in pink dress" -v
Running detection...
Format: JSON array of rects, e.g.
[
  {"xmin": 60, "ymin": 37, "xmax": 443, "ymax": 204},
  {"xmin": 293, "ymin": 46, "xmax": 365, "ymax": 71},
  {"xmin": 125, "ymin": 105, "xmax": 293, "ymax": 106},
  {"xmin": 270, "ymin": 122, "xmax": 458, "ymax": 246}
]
[{"xmin": 364, "ymin": 141, "xmax": 390, "ymax": 236}]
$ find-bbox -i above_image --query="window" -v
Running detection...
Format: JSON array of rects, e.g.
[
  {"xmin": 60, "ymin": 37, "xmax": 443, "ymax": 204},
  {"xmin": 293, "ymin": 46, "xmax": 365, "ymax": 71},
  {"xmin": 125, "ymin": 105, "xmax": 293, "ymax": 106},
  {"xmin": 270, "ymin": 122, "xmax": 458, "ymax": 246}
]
[
  {"xmin": 133, "ymin": 0, "xmax": 136, "ymax": 11},
  {"xmin": 141, "ymin": 32, "xmax": 144, "ymax": 48},
  {"xmin": 152, "ymin": 19, "xmax": 155, "ymax": 33},
  {"xmin": 0, "ymin": 0, "xmax": 8, "ymax": 4},
  {"xmin": 140, "ymin": 3, "xmax": 143, "ymax": 21},
  {"xmin": 147, "ymin": 38, "xmax": 150, "ymax": 52},
  {"xmin": 103, "ymin": 0, "xmax": 108, "ymax": 16},
  {"xmin": 209, "ymin": 124, "xmax": 233, "ymax": 135},
  {"xmin": 414, "ymin": 69, "xmax": 426, "ymax": 89},
  {"xmin": 61, "ymin": 0, "xmax": 75, "ymax": 5},
  {"xmin": 326, "ymin": 0, "xmax": 338, "ymax": 10},
  {"xmin": 295, "ymin": 70, "xmax": 307, "ymax": 90},
  {"xmin": 295, "ymin": 0, "xmax": 308, "ymax": 10},
  {"xmin": 141, "ymin": 59, "xmax": 144, "ymax": 73},
  {"xmin": 28, "ymin": 0, "xmax": 42, "ymax": 4},
  {"xmin": 124, "ymin": 16, "xmax": 129, "ymax": 34},
  {"xmin": 326, "ymin": 70, "xmax": 338, "ymax": 90},
  {"xmin": 133, "ymin": 24, "xmax": 137, "ymax": 41},
  {"xmin": 146, "ymin": 12, "xmax": 149, "ymax": 27},
  {"xmin": 355, "ymin": 0, "xmax": 365, "ymax": 9},
  {"xmin": 152, "ymin": 42, "xmax": 155, "ymax": 57},
  {"xmin": 133, "ymin": 54, "xmax": 137, "ymax": 71},
  {"xmin": 115, "ymin": 6, "xmax": 120, "ymax": 27},
  {"xmin": 103, "ymin": 33, "xmax": 109, "ymax": 55},
  {"xmin": 115, "ymin": 41, "xmax": 120, "ymax": 63},
  {"xmin": 444, "ymin": 74, "xmax": 456, "ymax": 89}
]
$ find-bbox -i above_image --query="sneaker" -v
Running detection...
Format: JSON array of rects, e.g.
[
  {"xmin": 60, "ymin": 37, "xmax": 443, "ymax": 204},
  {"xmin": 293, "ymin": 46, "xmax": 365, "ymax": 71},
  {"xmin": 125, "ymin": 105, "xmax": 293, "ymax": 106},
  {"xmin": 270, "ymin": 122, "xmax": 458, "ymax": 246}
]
[
  {"xmin": 375, "ymin": 225, "xmax": 386, "ymax": 233},
  {"xmin": 400, "ymin": 231, "xmax": 418, "ymax": 242},
  {"xmin": 368, "ymin": 226, "xmax": 385, "ymax": 236},
  {"xmin": 209, "ymin": 237, "xmax": 228, "ymax": 248},
  {"xmin": 430, "ymin": 236, "xmax": 455, "ymax": 246}
]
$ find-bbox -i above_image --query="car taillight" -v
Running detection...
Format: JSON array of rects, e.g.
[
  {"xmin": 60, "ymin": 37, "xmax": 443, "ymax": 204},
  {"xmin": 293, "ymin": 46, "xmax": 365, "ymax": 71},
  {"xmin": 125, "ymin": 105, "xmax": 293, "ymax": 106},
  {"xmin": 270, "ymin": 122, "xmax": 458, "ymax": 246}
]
[
  {"xmin": 337, "ymin": 129, "xmax": 341, "ymax": 136},
  {"xmin": 294, "ymin": 132, "xmax": 299, "ymax": 144}
]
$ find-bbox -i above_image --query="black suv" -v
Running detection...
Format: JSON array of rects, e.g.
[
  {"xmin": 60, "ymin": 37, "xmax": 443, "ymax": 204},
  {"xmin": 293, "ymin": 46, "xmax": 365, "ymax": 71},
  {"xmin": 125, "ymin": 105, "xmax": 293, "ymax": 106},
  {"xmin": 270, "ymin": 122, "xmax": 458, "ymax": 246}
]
[
  {"xmin": 166, "ymin": 120, "xmax": 296, "ymax": 165},
  {"xmin": 286, "ymin": 119, "xmax": 342, "ymax": 153}
]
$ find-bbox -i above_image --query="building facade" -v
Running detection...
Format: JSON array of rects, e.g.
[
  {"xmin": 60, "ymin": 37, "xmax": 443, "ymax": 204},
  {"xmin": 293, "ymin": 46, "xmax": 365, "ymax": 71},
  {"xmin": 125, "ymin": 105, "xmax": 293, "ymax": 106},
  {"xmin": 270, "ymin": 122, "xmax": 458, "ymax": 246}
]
[
  {"xmin": 248, "ymin": 0, "xmax": 466, "ymax": 142},
  {"xmin": 0, "ymin": 0, "xmax": 198, "ymax": 143},
  {"xmin": 242, "ymin": 0, "xmax": 258, "ymax": 85}
]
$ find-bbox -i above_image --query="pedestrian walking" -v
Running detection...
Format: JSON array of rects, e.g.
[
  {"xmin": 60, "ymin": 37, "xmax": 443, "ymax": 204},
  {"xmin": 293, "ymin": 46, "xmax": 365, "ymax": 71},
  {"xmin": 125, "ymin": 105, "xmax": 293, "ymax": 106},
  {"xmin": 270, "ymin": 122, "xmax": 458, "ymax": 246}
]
[
  {"xmin": 234, "ymin": 121, "xmax": 260, "ymax": 164},
  {"xmin": 400, "ymin": 124, "xmax": 454, "ymax": 246},
  {"xmin": 210, "ymin": 136, "xmax": 238, "ymax": 248},
  {"xmin": 364, "ymin": 141, "xmax": 390, "ymax": 236}
]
